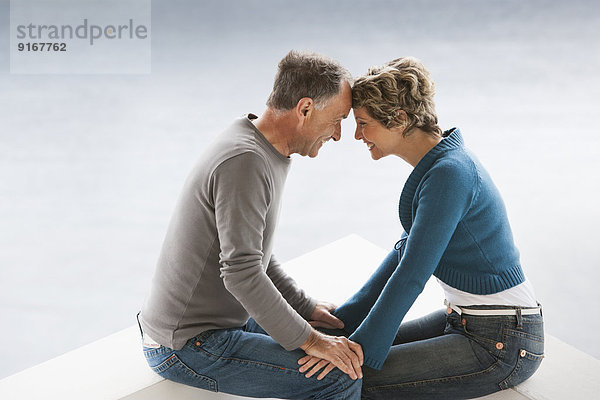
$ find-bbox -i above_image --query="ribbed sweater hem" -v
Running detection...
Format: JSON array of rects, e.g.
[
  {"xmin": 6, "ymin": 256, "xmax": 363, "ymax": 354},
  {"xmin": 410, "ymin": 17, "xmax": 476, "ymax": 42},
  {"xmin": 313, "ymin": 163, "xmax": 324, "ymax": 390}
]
[
  {"xmin": 363, "ymin": 356, "xmax": 385, "ymax": 370},
  {"xmin": 434, "ymin": 263, "xmax": 525, "ymax": 295}
]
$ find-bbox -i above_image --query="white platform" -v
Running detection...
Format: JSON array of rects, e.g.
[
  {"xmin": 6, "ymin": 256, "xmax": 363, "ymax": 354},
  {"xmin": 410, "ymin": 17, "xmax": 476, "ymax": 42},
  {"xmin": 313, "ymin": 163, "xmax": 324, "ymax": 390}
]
[{"xmin": 1, "ymin": 235, "xmax": 598, "ymax": 399}]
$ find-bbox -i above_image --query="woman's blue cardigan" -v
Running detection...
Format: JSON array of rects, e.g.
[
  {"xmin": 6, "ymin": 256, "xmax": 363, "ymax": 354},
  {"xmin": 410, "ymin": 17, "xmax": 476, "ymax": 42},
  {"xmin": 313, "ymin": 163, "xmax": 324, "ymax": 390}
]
[{"xmin": 334, "ymin": 128, "xmax": 525, "ymax": 369}]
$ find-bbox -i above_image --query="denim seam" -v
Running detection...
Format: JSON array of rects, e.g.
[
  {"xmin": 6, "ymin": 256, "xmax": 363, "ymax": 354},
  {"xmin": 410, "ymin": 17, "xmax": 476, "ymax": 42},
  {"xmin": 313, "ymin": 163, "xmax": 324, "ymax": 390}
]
[
  {"xmin": 504, "ymin": 328, "xmax": 544, "ymax": 343},
  {"xmin": 151, "ymin": 354, "xmax": 179, "ymax": 374},
  {"xmin": 174, "ymin": 357, "xmax": 218, "ymax": 392},
  {"xmin": 148, "ymin": 353, "xmax": 218, "ymax": 392},
  {"xmin": 498, "ymin": 349, "xmax": 544, "ymax": 390},
  {"xmin": 461, "ymin": 322, "xmax": 504, "ymax": 349},
  {"xmin": 364, "ymin": 359, "xmax": 503, "ymax": 391},
  {"xmin": 465, "ymin": 318, "xmax": 543, "ymax": 328},
  {"xmin": 191, "ymin": 345, "xmax": 346, "ymax": 385}
]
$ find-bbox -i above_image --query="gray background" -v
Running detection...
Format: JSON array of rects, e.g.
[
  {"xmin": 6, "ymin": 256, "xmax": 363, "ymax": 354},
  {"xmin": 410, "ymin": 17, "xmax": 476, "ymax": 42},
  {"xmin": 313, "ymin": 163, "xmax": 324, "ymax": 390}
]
[{"xmin": 1, "ymin": 0, "xmax": 599, "ymax": 379}]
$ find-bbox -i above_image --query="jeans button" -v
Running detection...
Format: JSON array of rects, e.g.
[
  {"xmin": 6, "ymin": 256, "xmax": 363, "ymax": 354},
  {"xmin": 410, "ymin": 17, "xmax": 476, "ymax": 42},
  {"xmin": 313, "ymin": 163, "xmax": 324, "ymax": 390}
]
[
  {"xmin": 520, "ymin": 349, "xmax": 527, "ymax": 357},
  {"xmin": 446, "ymin": 307, "xmax": 453, "ymax": 314},
  {"xmin": 496, "ymin": 342, "xmax": 504, "ymax": 350}
]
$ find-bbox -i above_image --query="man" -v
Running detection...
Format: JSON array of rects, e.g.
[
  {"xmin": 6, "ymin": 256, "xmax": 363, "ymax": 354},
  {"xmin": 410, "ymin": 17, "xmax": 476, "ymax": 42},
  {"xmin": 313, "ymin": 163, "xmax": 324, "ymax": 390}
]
[{"xmin": 138, "ymin": 50, "xmax": 363, "ymax": 399}]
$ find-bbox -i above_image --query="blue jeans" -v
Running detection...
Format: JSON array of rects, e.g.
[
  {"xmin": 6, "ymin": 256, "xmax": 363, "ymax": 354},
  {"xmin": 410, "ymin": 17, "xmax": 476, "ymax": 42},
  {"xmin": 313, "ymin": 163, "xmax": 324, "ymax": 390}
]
[
  {"xmin": 361, "ymin": 307, "xmax": 544, "ymax": 399},
  {"xmin": 142, "ymin": 319, "xmax": 362, "ymax": 399}
]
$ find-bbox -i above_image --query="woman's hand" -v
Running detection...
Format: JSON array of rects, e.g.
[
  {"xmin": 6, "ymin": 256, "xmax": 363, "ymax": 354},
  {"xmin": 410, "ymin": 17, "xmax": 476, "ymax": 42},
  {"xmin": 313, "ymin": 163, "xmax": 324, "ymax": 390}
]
[{"xmin": 309, "ymin": 301, "xmax": 344, "ymax": 329}]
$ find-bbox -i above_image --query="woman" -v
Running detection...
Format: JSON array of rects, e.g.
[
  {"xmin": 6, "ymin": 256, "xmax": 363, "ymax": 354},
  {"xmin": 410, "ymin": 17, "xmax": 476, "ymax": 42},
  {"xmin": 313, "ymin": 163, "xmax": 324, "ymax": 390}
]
[{"xmin": 299, "ymin": 57, "xmax": 544, "ymax": 399}]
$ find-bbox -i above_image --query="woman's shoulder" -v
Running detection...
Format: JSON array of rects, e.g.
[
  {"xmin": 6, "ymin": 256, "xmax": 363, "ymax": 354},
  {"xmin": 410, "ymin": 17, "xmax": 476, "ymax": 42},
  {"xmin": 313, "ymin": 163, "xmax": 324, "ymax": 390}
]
[
  {"xmin": 416, "ymin": 149, "xmax": 481, "ymax": 209},
  {"xmin": 428, "ymin": 149, "xmax": 478, "ymax": 183}
]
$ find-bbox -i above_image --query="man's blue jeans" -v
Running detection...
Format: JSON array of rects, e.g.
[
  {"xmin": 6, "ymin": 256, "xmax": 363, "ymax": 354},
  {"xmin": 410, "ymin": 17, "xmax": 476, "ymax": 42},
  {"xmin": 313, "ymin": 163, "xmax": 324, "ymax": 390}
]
[
  {"xmin": 361, "ymin": 307, "xmax": 544, "ymax": 399},
  {"xmin": 142, "ymin": 319, "xmax": 361, "ymax": 399}
]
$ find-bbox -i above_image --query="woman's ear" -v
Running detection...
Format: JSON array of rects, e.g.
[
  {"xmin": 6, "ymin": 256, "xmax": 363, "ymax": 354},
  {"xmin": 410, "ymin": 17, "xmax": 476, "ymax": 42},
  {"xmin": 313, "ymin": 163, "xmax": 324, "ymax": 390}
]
[{"xmin": 392, "ymin": 110, "xmax": 408, "ymax": 134}]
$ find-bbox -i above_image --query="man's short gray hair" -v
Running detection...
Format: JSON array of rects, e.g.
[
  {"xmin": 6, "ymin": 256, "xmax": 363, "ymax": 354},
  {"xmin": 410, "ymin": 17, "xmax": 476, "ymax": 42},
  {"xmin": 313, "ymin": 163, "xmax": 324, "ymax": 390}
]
[{"xmin": 266, "ymin": 50, "xmax": 352, "ymax": 111}]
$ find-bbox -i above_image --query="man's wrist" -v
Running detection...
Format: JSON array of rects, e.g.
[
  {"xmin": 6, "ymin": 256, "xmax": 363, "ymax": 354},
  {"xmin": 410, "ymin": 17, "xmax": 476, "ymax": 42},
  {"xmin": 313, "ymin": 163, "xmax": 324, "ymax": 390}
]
[{"xmin": 300, "ymin": 329, "xmax": 320, "ymax": 351}]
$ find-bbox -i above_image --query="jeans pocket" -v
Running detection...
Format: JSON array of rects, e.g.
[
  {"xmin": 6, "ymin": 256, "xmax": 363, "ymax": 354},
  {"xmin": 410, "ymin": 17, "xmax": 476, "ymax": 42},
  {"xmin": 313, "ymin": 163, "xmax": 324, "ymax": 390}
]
[
  {"xmin": 499, "ymin": 349, "xmax": 544, "ymax": 389},
  {"xmin": 152, "ymin": 354, "xmax": 218, "ymax": 392}
]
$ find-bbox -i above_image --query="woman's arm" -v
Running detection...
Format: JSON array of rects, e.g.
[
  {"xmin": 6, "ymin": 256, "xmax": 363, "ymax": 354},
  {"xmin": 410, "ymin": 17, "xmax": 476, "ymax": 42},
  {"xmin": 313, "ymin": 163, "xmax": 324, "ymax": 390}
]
[
  {"xmin": 349, "ymin": 160, "xmax": 478, "ymax": 369},
  {"xmin": 333, "ymin": 234, "xmax": 406, "ymax": 334}
]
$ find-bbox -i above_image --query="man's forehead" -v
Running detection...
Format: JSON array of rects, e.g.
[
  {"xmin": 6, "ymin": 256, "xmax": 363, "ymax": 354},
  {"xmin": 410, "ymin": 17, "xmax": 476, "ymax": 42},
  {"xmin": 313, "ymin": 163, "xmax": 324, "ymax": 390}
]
[
  {"xmin": 323, "ymin": 83, "xmax": 351, "ymax": 116},
  {"xmin": 332, "ymin": 103, "xmax": 350, "ymax": 119},
  {"xmin": 338, "ymin": 86, "xmax": 352, "ymax": 108}
]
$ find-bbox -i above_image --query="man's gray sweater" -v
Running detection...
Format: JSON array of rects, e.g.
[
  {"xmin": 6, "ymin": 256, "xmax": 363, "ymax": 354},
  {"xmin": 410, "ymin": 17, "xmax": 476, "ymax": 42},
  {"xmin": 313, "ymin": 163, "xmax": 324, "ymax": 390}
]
[{"xmin": 139, "ymin": 114, "xmax": 315, "ymax": 351}]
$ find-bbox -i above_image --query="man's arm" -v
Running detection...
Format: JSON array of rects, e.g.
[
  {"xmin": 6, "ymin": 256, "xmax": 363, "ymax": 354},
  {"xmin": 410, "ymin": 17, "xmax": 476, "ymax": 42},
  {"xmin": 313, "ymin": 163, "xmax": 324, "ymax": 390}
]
[
  {"xmin": 214, "ymin": 152, "xmax": 362, "ymax": 379},
  {"xmin": 266, "ymin": 255, "xmax": 317, "ymax": 320},
  {"xmin": 267, "ymin": 256, "xmax": 345, "ymax": 329},
  {"xmin": 214, "ymin": 152, "xmax": 311, "ymax": 350}
]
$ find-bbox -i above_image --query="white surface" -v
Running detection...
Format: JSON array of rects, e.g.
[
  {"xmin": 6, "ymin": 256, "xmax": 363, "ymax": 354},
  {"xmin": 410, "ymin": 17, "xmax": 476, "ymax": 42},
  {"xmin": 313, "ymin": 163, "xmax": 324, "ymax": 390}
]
[
  {"xmin": 514, "ymin": 335, "xmax": 600, "ymax": 400},
  {"xmin": 1, "ymin": 235, "xmax": 598, "ymax": 399},
  {"xmin": 0, "ymin": 325, "xmax": 160, "ymax": 400}
]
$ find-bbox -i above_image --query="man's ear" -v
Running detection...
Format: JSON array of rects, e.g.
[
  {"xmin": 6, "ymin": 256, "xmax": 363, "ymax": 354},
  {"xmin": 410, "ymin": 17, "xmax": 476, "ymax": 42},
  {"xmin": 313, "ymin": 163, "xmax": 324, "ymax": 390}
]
[{"xmin": 295, "ymin": 97, "xmax": 314, "ymax": 121}]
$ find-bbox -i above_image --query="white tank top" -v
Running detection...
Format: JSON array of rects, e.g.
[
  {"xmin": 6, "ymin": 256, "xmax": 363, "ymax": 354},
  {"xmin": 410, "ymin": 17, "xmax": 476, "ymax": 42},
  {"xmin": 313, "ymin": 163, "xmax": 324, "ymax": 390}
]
[{"xmin": 437, "ymin": 278, "xmax": 538, "ymax": 307}]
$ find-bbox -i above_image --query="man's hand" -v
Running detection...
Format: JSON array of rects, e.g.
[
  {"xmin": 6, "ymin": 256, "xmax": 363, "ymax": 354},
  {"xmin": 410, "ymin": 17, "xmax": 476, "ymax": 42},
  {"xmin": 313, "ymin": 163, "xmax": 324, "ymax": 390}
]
[
  {"xmin": 298, "ymin": 355, "xmax": 335, "ymax": 380},
  {"xmin": 299, "ymin": 329, "xmax": 363, "ymax": 380},
  {"xmin": 309, "ymin": 301, "xmax": 344, "ymax": 329}
]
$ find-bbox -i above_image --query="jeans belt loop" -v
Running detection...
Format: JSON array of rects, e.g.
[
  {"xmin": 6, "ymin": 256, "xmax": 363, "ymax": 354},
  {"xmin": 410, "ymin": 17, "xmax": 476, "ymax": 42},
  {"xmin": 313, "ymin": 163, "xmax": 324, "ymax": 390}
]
[{"xmin": 516, "ymin": 308, "xmax": 523, "ymax": 329}]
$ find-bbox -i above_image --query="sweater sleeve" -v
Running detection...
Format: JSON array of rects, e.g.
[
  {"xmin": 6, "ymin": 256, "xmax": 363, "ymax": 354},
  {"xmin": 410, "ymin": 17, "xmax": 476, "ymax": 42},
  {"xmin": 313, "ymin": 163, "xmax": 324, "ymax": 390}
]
[
  {"xmin": 349, "ymin": 161, "xmax": 478, "ymax": 369},
  {"xmin": 333, "ymin": 234, "xmax": 406, "ymax": 334},
  {"xmin": 266, "ymin": 254, "xmax": 317, "ymax": 320},
  {"xmin": 214, "ymin": 152, "xmax": 311, "ymax": 351}
]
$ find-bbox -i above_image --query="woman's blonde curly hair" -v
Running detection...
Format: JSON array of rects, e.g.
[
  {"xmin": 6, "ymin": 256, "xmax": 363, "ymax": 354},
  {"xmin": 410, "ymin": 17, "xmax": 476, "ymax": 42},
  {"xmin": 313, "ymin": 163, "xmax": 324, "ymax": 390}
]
[{"xmin": 352, "ymin": 57, "xmax": 442, "ymax": 137}]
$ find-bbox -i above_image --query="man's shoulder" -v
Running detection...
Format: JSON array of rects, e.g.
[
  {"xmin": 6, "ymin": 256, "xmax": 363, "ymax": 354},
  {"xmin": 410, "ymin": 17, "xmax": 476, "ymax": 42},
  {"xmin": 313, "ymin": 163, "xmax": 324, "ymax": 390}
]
[
  {"xmin": 198, "ymin": 116, "xmax": 265, "ymax": 169},
  {"xmin": 214, "ymin": 115, "xmax": 261, "ymax": 153}
]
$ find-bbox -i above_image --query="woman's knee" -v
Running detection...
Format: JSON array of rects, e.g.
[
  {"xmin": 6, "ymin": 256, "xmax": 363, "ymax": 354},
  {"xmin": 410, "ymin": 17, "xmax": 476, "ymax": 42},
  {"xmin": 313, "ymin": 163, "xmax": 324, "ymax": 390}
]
[{"xmin": 317, "ymin": 370, "xmax": 362, "ymax": 400}]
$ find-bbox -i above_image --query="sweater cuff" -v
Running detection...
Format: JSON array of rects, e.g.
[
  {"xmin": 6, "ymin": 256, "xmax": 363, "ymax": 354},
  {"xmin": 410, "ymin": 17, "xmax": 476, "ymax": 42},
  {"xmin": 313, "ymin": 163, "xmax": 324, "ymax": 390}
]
[
  {"xmin": 297, "ymin": 297, "xmax": 318, "ymax": 321},
  {"xmin": 285, "ymin": 319, "xmax": 312, "ymax": 350},
  {"xmin": 363, "ymin": 356, "xmax": 385, "ymax": 370}
]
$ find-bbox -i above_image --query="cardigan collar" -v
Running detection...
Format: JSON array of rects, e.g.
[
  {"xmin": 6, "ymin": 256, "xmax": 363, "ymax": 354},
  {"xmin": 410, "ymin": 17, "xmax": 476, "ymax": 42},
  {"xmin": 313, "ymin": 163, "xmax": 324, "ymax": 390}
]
[{"xmin": 398, "ymin": 127, "xmax": 464, "ymax": 233}]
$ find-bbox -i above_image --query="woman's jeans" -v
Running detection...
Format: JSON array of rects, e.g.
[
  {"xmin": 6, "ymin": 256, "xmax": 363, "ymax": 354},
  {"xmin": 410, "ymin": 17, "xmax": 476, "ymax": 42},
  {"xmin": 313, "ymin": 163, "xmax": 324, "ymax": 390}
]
[
  {"xmin": 361, "ymin": 307, "xmax": 544, "ymax": 400},
  {"xmin": 141, "ymin": 319, "xmax": 361, "ymax": 399}
]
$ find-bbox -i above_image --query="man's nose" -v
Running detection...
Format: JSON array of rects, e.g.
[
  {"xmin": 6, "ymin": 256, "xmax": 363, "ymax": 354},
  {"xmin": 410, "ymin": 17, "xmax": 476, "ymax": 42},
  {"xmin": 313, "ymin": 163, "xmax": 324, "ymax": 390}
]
[{"xmin": 332, "ymin": 122, "xmax": 342, "ymax": 141}]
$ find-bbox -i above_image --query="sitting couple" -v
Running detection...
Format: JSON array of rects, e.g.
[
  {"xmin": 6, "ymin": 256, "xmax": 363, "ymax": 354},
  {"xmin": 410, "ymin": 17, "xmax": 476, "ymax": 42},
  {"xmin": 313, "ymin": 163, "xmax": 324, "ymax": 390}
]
[{"xmin": 137, "ymin": 50, "xmax": 544, "ymax": 399}]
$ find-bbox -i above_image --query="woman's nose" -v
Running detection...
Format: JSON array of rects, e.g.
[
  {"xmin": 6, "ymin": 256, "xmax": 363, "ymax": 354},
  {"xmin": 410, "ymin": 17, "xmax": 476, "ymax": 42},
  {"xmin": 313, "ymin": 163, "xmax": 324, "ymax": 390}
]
[{"xmin": 354, "ymin": 125, "xmax": 362, "ymax": 140}]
